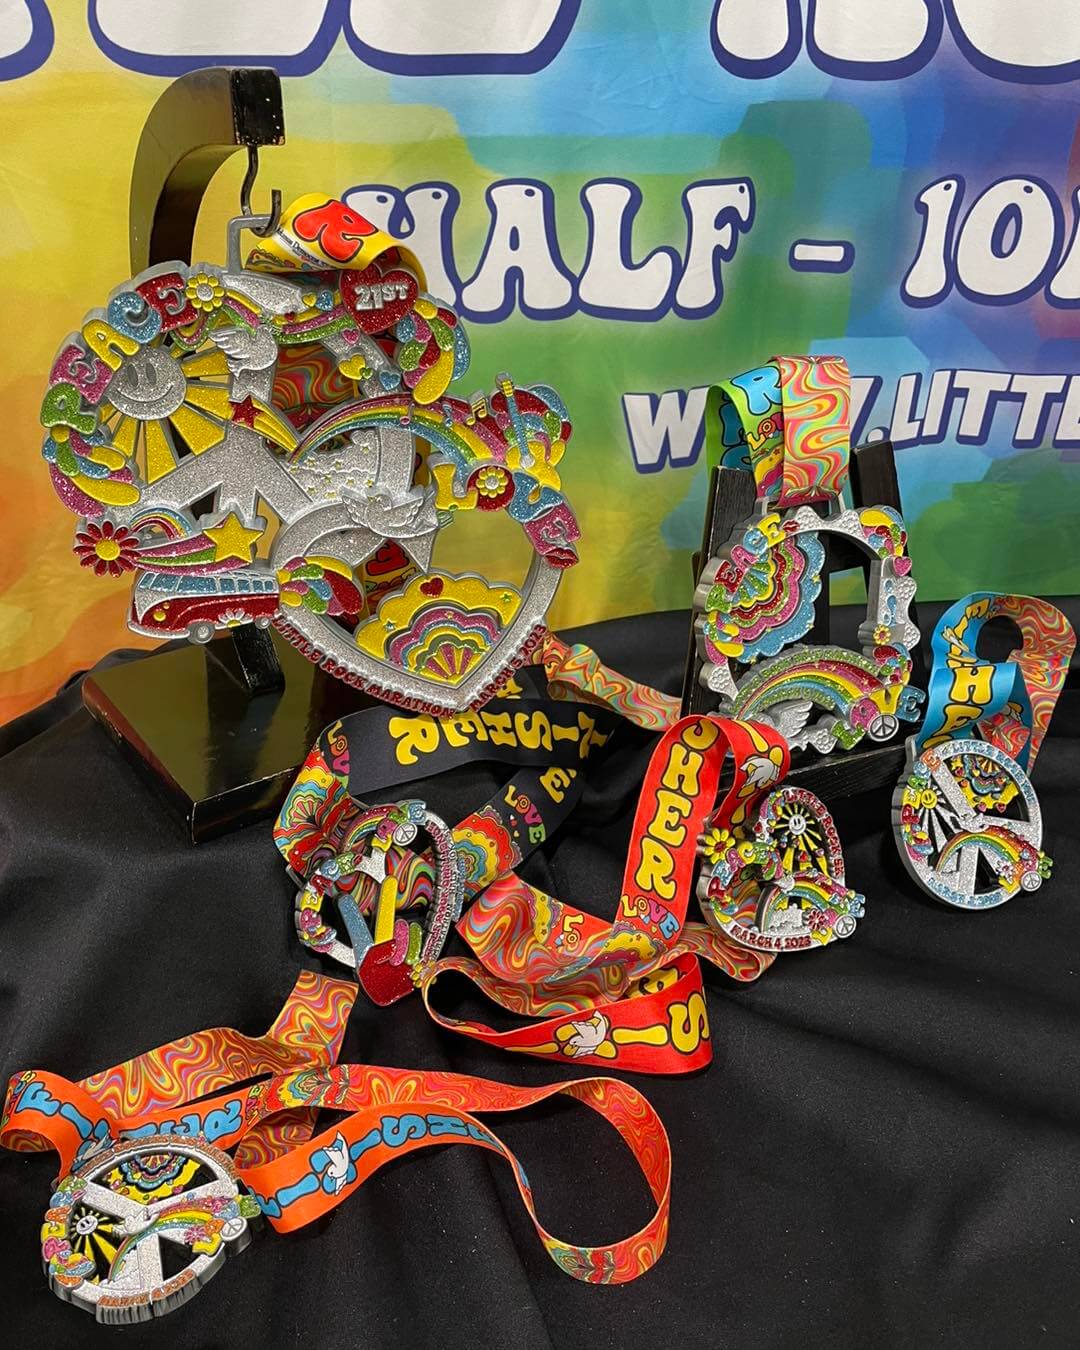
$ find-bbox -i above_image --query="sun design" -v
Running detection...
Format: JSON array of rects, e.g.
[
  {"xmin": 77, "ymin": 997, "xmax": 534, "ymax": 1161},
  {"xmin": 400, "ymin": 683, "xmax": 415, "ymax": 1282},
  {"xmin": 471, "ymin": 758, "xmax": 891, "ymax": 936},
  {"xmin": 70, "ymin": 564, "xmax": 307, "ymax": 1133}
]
[
  {"xmin": 767, "ymin": 799, "xmax": 826, "ymax": 873},
  {"xmin": 96, "ymin": 339, "xmax": 238, "ymax": 484},
  {"xmin": 68, "ymin": 1203, "xmax": 125, "ymax": 1283}
]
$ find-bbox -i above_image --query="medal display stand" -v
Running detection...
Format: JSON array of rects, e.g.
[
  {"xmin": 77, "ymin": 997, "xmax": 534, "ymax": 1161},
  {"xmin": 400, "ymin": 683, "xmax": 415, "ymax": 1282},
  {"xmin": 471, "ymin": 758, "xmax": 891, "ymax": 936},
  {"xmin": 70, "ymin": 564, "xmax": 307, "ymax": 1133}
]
[
  {"xmin": 681, "ymin": 440, "xmax": 927, "ymax": 800},
  {"xmin": 81, "ymin": 68, "xmax": 377, "ymax": 842}
]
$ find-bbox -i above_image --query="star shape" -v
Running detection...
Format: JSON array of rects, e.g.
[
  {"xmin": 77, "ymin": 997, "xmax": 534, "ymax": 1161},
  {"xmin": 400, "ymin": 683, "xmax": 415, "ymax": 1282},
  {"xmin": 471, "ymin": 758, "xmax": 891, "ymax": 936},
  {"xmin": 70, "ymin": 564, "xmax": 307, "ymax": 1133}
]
[
  {"xmin": 204, "ymin": 512, "xmax": 263, "ymax": 563},
  {"xmin": 230, "ymin": 396, "xmax": 258, "ymax": 427}
]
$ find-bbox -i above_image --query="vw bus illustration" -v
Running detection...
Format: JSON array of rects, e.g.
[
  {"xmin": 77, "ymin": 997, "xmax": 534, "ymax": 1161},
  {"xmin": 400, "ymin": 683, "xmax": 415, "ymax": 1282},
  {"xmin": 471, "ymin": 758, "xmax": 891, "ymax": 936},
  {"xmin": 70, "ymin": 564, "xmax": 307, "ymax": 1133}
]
[{"xmin": 129, "ymin": 569, "xmax": 280, "ymax": 643}]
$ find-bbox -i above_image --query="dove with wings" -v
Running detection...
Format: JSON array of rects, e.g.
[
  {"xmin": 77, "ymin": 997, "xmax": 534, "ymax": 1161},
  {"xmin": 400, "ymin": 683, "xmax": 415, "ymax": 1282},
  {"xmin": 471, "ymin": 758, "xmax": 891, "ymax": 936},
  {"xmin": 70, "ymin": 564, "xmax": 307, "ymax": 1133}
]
[
  {"xmin": 317, "ymin": 1132, "xmax": 355, "ymax": 1194},
  {"xmin": 213, "ymin": 323, "xmax": 280, "ymax": 397},
  {"xmin": 341, "ymin": 484, "xmax": 440, "ymax": 572}
]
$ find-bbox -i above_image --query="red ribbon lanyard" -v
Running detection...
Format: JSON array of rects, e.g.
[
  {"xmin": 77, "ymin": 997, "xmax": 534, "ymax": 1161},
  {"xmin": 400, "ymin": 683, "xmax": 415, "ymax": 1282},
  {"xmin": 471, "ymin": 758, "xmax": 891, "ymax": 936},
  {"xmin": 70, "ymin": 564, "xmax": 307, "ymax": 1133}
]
[{"xmin": 419, "ymin": 716, "xmax": 790, "ymax": 1073}]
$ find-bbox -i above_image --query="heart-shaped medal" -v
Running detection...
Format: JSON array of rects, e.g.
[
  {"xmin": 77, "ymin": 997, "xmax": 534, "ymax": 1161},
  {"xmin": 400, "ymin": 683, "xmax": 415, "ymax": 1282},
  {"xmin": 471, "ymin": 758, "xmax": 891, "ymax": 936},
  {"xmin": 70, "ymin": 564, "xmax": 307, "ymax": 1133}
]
[
  {"xmin": 698, "ymin": 786, "xmax": 864, "ymax": 952},
  {"xmin": 294, "ymin": 799, "xmax": 464, "ymax": 1003},
  {"xmin": 41, "ymin": 199, "xmax": 577, "ymax": 716}
]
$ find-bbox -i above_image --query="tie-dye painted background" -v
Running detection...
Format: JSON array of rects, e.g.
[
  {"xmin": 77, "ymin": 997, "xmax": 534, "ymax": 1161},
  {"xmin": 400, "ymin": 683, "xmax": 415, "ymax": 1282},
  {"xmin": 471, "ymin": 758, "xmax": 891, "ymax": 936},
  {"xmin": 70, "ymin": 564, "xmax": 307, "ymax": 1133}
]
[{"xmin": 2, "ymin": 1, "xmax": 1080, "ymax": 721}]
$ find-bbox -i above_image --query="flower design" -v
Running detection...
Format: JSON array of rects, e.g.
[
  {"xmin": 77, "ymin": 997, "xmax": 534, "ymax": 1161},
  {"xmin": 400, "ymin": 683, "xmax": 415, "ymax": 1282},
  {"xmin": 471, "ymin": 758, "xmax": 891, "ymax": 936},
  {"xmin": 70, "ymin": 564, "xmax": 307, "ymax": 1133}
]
[
  {"xmin": 700, "ymin": 825, "xmax": 735, "ymax": 864},
  {"xmin": 185, "ymin": 270, "xmax": 225, "ymax": 314},
  {"xmin": 873, "ymin": 624, "xmax": 892, "ymax": 644},
  {"xmin": 73, "ymin": 519, "xmax": 141, "ymax": 576},
  {"xmin": 470, "ymin": 463, "xmax": 514, "ymax": 510}
]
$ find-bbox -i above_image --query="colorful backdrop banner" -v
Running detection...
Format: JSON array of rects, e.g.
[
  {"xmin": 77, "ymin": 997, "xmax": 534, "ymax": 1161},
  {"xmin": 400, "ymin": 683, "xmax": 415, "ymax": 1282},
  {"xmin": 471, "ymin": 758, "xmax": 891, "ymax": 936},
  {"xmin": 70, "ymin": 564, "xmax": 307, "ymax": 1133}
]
[{"xmin": 3, "ymin": 1, "xmax": 1080, "ymax": 719}]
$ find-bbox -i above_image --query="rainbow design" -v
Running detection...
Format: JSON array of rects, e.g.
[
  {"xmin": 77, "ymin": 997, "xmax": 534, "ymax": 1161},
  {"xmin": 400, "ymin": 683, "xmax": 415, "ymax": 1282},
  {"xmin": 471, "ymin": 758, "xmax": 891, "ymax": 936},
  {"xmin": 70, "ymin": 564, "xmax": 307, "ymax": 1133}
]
[
  {"xmin": 759, "ymin": 873, "xmax": 863, "ymax": 940},
  {"xmin": 126, "ymin": 530, "xmax": 247, "ymax": 574},
  {"xmin": 107, "ymin": 1203, "xmax": 227, "ymax": 1273},
  {"xmin": 729, "ymin": 643, "xmax": 919, "ymax": 751},
  {"xmin": 355, "ymin": 573, "xmax": 521, "ymax": 686},
  {"xmin": 292, "ymin": 381, "xmax": 571, "ymax": 526},
  {"xmin": 125, "ymin": 507, "xmax": 191, "ymax": 540},
  {"xmin": 702, "ymin": 532, "xmax": 823, "ymax": 664},
  {"xmin": 936, "ymin": 824, "xmax": 1039, "ymax": 896}
]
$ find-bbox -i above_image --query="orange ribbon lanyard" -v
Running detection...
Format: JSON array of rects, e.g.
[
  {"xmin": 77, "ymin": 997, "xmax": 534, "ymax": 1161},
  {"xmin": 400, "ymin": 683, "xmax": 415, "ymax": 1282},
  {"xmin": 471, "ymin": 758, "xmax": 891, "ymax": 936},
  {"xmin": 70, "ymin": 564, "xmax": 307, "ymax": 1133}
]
[
  {"xmin": 1, "ymin": 972, "xmax": 358, "ymax": 1172},
  {"xmin": 3, "ymin": 991, "xmax": 671, "ymax": 1289}
]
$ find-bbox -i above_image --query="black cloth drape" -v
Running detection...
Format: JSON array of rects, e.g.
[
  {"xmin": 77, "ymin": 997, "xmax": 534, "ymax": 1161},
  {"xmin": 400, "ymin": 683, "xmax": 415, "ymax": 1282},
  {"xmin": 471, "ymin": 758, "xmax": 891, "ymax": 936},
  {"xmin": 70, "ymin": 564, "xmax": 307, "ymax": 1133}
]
[{"xmin": 1, "ymin": 611, "xmax": 1078, "ymax": 1349}]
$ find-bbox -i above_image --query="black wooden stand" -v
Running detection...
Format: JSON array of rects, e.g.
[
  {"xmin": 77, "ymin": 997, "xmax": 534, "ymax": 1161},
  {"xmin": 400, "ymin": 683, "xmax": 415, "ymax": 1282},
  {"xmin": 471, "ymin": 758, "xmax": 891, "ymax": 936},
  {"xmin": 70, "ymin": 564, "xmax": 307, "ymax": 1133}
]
[
  {"xmin": 82, "ymin": 68, "xmax": 377, "ymax": 842},
  {"xmin": 681, "ymin": 441, "xmax": 926, "ymax": 799}
]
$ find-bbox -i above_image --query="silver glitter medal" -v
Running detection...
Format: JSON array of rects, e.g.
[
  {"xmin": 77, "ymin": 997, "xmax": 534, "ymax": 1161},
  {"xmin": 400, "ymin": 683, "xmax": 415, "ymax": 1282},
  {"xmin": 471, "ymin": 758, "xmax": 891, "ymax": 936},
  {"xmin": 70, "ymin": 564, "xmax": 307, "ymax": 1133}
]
[
  {"xmin": 40, "ymin": 195, "xmax": 579, "ymax": 714},
  {"xmin": 42, "ymin": 1135, "xmax": 256, "ymax": 1325},
  {"xmin": 892, "ymin": 739, "xmax": 1049, "ymax": 909},
  {"xmin": 692, "ymin": 502, "xmax": 924, "ymax": 752}
]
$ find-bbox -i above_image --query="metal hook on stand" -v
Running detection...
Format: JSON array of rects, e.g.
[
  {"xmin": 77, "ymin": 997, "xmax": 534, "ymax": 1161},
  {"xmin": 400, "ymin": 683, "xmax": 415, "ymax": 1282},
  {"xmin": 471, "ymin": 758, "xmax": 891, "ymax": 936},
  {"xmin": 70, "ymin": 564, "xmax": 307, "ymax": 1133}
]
[{"xmin": 239, "ymin": 144, "xmax": 282, "ymax": 238}]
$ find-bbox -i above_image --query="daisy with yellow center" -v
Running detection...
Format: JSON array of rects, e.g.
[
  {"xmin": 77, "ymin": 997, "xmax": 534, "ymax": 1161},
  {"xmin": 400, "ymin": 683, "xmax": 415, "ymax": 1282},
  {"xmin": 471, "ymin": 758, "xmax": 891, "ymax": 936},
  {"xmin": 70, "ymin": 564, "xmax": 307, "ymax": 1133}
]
[
  {"xmin": 185, "ymin": 271, "xmax": 226, "ymax": 314},
  {"xmin": 700, "ymin": 826, "xmax": 735, "ymax": 865}
]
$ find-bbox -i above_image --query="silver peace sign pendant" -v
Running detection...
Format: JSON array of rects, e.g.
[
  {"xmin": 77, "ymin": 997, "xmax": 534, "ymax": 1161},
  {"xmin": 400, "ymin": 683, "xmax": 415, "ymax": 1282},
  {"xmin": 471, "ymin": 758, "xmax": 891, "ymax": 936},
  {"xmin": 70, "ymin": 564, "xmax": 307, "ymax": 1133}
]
[
  {"xmin": 41, "ymin": 1134, "xmax": 257, "ymax": 1324},
  {"xmin": 893, "ymin": 738, "xmax": 1049, "ymax": 909}
]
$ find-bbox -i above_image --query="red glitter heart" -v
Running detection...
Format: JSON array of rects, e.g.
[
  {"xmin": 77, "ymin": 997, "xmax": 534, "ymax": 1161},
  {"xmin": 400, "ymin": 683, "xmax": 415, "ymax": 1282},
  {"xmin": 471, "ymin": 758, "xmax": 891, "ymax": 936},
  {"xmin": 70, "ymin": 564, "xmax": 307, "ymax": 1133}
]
[
  {"xmin": 419, "ymin": 577, "xmax": 444, "ymax": 598},
  {"xmin": 340, "ymin": 261, "xmax": 418, "ymax": 335}
]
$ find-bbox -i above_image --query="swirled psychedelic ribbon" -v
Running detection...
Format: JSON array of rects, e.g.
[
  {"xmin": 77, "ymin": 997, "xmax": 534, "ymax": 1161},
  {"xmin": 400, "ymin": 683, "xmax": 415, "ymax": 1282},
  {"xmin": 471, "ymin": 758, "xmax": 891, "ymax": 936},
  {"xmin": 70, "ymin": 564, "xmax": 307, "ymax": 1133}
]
[
  {"xmin": 535, "ymin": 633, "xmax": 680, "ymax": 732},
  {"xmin": 705, "ymin": 355, "xmax": 851, "ymax": 507},
  {"xmin": 417, "ymin": 715, "xmax": 791, "ymax": 1074},
  {"xmin": 917, "ymin": 593, "xmax": 1075, "ymax": 770},
  {"xmin": 3, "ymin": 1017, "xmax": 672, "ymax": 1309},
  {"xmin": 1, "ymin": 972, "xmax": 357, "ymax": 1168},
  {"xmin": 275, "ymin": 669, "xmax": 620, "ymax": 916},
  {"xmin": 276, "ymin": 651, "xmax": 682, "ymax": 1005}
]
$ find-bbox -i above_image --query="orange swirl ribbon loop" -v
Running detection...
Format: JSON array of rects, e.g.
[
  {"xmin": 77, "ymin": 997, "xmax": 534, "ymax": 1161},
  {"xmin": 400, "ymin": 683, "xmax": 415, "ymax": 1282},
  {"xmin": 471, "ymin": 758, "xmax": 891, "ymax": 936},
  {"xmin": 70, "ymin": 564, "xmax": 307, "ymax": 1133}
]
[
  {"xmin": 535, "ymin": 633, "xmax": 680, "ymax": 732},
  {"xmin": 419, "ymin": 716, "xmax": 790, "ymax": 1073},
  {"xmin": 3, "ymin": 992, "xmax": 672, "ymax": 1308},
  {"xmin": 2, "ymin": 971, "xmax": 358, "ymax": 1170}
]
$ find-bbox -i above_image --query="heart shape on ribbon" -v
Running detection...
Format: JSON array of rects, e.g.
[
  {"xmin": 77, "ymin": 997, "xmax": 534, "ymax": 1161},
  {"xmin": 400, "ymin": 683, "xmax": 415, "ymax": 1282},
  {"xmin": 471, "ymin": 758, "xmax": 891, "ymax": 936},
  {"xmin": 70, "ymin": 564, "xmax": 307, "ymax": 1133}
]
[
  {"xmin": 698, "ymin": 785, "xmax": 864, "ymax": 952},
  {"xmin": 340, "ymin": 260, "xmax": 419, "ymax": 335}
]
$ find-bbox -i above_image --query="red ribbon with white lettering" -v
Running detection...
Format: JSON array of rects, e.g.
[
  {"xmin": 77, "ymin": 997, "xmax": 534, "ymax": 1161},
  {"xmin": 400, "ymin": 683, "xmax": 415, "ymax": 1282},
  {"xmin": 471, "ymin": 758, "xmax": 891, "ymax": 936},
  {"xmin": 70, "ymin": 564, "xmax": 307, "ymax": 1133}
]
[{"xmin": 419, "ymin": 715, "xmax": 790, "ymax": 1072}]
